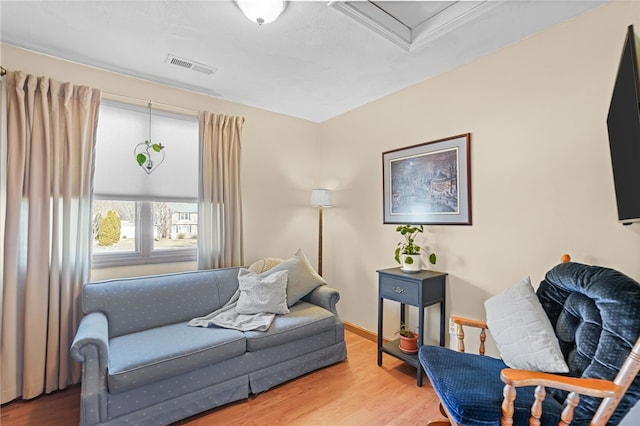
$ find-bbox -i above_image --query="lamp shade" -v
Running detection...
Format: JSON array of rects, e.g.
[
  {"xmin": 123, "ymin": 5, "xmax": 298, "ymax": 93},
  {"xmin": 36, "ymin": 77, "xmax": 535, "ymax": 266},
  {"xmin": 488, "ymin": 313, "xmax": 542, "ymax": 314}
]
[
  {"xmin": 310, "ymin": 189, "xmax": 333, "ymax": 207},
  {"xmin": 236, "ymin": 0, "xmax": 286, "ymax": 25}
]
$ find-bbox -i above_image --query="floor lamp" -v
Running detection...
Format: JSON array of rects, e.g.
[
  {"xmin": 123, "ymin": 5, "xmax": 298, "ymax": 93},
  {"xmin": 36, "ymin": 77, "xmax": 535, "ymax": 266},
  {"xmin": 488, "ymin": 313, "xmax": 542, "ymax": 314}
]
[{"xmin": 310, "ymin": 189, "xmax": 333, "ymax": 276}]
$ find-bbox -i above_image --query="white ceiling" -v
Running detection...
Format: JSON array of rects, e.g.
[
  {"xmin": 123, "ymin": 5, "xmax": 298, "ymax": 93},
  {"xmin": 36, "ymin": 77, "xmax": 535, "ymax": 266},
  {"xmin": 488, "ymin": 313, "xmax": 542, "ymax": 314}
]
[{"xmin": 0, "ymin": 1, "xmax": 604, "ymax": 122}]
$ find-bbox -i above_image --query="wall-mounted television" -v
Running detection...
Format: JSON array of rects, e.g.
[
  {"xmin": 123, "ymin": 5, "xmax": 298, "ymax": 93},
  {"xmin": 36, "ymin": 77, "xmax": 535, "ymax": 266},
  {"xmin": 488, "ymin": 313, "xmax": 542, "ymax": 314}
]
[{"xmin": 607, "ymin": 25, "xmax": 640, "ymax": 225}]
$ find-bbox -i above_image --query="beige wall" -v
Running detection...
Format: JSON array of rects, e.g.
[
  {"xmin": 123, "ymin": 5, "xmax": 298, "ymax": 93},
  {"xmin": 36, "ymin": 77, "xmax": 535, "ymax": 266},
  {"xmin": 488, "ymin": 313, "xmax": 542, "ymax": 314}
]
[
  {"xmin": 319, "ymin": 1, "xmax": 640, "ymax": 351},
  {"xmin": 3, "ymin": 1, "xmax": 640, "ymax": 351},
  {"xmin": 1, "ymin": 42, "xmax": 323, "ymax": 280}
]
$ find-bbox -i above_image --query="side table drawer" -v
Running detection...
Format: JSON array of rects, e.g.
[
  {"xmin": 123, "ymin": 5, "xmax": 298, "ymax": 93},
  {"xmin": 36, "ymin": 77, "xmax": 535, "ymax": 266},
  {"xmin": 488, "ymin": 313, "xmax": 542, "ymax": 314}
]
[{"xmin": 379, "ymin": 276, "xmax": 418, "ymax": 305}]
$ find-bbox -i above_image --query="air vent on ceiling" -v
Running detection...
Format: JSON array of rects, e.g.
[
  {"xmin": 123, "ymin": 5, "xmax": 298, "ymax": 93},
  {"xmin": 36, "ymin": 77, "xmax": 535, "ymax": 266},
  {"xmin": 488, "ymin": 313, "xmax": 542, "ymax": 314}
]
[{"xmin": 165, "ymin": 54, "xmax": 217, "ymax": 75}]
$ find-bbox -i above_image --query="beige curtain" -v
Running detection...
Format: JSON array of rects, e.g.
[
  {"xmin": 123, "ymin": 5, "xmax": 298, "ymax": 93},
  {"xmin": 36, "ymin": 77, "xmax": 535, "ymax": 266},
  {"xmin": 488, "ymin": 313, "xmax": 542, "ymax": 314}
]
[
  {"xmin": 198, "ymin": 112, "xmax": 244, "ymax": 269},
  {"xmin": 1, "ymin": 71, "xmax": 100, "ymax": 403}
]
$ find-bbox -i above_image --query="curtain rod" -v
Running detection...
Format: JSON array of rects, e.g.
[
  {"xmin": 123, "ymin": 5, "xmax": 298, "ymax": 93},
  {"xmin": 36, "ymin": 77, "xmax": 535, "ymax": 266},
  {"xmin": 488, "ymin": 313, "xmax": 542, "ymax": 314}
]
[
  {"xmin": 102, "ymin": 91, "xmax": 199, "ymax": 117},
  {"xmin": 0, "ymin": 67, "xmax": 198, "ymax": 117}
]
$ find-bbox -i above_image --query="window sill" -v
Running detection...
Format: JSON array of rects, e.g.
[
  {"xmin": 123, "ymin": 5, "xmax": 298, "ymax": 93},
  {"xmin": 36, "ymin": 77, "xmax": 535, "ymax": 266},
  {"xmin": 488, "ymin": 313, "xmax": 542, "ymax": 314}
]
[{"xmin": 91, "ymin": 249, "xmax": 196, "ymax": 269}]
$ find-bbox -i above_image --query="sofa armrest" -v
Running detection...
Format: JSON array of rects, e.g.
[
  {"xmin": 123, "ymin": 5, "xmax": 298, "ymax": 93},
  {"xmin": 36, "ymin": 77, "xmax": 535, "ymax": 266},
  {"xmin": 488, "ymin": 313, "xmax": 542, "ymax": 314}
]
[
  {"xmin": 71, "ymin": 311, "xmax": 109, "ymax": 372},
  {"xmin": 302, "ymin": 285, "xmax": 340, "ymax": 314},
  {"xmin": 71, "ymin": 312, "xmax": 109, "ymax": 425}
]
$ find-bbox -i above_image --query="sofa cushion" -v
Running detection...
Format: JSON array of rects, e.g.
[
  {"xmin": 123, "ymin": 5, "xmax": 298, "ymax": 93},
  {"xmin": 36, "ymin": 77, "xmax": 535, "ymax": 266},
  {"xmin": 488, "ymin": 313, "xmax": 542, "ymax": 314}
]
[
  {"xmin": 108, "ymin": 321, "xmax": 246, "ymax": 394},
  {"xmin": 243, "ymin": 302, "xmax": 335, "ymax": 352}
]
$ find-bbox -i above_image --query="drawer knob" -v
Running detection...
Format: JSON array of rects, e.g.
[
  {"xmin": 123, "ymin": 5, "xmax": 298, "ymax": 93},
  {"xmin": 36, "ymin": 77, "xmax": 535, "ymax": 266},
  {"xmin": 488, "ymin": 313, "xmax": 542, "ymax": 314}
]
[{"xmin": 392, "ymin": 286, "xmax": 405, "ymax": 294}]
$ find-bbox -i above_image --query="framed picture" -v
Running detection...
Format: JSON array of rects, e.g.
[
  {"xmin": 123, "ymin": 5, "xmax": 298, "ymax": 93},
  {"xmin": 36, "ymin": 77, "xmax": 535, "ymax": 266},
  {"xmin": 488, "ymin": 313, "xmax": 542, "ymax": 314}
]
[{"xmin": 382, "ymin": 133, "xmax": 471, "ymax": 225}]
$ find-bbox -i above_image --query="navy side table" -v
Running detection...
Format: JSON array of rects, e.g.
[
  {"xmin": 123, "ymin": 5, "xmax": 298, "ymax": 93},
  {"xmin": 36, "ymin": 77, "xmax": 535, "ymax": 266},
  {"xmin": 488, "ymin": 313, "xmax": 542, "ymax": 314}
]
[{"xmin": 377, "ymin": 267, "xmax": 447, "ymax": 386}]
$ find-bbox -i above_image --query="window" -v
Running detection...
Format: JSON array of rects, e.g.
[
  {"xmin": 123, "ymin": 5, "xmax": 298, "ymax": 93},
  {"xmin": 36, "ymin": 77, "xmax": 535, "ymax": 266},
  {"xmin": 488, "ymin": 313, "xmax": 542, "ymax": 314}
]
[
  {"xmin": 92, "ymin": 200, "xmax": 136, "ymax": 254},
  {"xmin": 92, "ymin": 100, "xmax": 199, "ymax": 268}
]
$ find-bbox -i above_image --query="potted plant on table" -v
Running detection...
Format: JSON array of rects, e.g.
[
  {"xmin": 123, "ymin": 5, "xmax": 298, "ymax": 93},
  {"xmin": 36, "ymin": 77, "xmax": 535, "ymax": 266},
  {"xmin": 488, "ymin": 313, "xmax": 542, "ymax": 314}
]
[
  {"xmin": 394, "ymin": 224, "xmax": 436, "ymax": 273},
  {"xmin": 397, "ymin": 322, "xmax": 419, "ymax": 353}
]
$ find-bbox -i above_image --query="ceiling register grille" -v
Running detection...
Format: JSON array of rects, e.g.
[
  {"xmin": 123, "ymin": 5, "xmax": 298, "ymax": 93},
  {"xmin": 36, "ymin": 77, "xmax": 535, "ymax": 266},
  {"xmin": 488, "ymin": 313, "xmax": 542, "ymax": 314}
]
[{"xmin": 166, "ymin": 54, "xmax": 217, "ymax": 75}]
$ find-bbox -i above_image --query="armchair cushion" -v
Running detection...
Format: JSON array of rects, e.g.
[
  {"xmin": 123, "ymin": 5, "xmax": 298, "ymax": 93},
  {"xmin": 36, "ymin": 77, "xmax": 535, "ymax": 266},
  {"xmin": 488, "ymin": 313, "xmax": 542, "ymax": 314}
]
[
  {"xmin": 537, "ymin": 262, "xmax": 640, "ymax": 424},
  {"xmin": 420, "ymin": 345, "xmax": 564, "ymax": 426},
  {"xmin": 484, "ymin": 276, "xmax": 569, "ymax": 373}
]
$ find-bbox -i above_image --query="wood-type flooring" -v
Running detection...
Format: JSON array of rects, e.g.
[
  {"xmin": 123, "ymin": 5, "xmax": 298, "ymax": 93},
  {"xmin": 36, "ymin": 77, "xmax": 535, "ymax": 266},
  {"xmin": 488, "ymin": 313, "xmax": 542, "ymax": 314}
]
[{"xmin": 1, "ymin": 329, "xmax": 441, "ymax": 426}]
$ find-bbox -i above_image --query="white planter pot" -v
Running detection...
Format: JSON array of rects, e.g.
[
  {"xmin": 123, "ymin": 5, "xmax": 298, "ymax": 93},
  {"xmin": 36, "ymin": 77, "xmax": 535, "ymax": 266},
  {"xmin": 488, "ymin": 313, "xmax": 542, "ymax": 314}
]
[{"xmin": 401, "ymin": 254, "xmax": 421, "ymax": 273}]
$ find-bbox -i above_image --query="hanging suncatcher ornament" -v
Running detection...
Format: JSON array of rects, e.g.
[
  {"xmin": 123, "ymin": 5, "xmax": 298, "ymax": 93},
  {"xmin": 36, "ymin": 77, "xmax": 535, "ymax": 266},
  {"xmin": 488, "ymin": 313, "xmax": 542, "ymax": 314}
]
[{"xmin": 134, "ymin": 101, "xmax": 165, "ymax": 174}]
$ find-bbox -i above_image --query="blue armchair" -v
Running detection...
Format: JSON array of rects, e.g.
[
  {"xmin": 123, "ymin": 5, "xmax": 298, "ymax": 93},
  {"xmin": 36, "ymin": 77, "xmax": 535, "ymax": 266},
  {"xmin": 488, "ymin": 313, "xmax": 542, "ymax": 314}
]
[{"xmin": 419, "ymin": 261, "xmax": 640, "ymax": 425}]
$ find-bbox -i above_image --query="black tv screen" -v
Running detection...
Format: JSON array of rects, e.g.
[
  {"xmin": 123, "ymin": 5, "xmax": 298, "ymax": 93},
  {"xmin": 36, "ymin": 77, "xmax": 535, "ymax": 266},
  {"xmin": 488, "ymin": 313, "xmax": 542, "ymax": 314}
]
[{"xmin": 607, "ymin": 25, "xmax": 640, "ymax": 225}]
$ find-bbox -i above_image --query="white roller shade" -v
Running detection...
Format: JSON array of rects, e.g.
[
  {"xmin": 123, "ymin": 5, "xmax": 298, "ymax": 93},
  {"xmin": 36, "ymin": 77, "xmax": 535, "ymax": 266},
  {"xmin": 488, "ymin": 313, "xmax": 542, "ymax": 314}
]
[{"xmin": 94, "ymin": 100, "xmax": 198, "ymax": 201}]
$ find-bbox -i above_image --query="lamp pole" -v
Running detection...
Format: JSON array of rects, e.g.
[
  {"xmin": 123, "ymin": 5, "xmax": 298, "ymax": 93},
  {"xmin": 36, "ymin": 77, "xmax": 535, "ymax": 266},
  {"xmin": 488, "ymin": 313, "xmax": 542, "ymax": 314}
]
[
  {"xmin": 310, "ymin": 189, "xmax": 333, "ymax": 276},
  {"xmin": 318, "ymin": 205, "xmax": 324, "ymax": 276}
]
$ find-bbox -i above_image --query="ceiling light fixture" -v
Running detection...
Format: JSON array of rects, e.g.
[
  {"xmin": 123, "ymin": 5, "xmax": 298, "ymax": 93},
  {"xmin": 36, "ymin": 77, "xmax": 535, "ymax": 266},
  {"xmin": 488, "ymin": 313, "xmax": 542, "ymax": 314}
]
[{"xmin": 236, "ymin": 0, "xmax": 286, "ymax": 25}]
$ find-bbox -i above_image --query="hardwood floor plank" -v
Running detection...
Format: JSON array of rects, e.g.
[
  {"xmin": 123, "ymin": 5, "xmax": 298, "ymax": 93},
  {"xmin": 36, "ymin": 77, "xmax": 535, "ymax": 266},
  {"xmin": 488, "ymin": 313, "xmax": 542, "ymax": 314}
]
[{"xmin": 1, "ymin": 330, "xmax": 441, "ymax": 426}]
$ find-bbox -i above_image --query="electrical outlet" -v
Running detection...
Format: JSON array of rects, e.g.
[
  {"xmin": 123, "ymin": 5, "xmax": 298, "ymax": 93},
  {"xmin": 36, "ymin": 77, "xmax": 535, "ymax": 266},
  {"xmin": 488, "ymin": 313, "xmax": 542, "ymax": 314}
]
[{"xmin": 448, "ymin": 317, "xmax": 457, "ymax": 335}]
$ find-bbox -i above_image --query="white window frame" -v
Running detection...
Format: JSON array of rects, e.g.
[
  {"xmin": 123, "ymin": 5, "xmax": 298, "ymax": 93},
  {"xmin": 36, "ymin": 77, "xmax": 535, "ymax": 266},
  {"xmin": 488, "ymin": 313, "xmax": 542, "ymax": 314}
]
[{"xmin": 91, "ymin": 199, "xmax": 197, "ymax": 269}]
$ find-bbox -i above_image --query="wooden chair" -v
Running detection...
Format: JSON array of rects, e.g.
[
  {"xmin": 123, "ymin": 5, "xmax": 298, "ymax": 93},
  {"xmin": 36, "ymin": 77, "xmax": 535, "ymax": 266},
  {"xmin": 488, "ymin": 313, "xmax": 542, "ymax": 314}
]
[{"xmin": 419, "ymin": 256, "xmax": 640, "ymax": 426}]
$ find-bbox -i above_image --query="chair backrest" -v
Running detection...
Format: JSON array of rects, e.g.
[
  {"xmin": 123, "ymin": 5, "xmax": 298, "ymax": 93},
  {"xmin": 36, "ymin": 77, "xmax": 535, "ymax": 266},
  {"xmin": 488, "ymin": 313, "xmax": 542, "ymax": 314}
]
[{"xmin": 537, "ymin": 262, "xmax": 640, "ymax": 424}]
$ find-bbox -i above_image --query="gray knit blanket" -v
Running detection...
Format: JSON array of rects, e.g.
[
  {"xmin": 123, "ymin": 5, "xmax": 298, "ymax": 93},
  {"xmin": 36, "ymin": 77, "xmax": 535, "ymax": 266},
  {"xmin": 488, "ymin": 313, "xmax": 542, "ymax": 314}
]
[{"xmin": 187, "ymin": 290, "xmax": 275, "ymax": 332}]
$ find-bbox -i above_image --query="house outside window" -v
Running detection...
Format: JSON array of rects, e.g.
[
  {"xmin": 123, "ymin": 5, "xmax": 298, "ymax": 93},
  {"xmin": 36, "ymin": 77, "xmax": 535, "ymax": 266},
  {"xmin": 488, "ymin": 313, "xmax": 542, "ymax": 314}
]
[
  {"xmin": 171, "ymin": 204, "xmax": 198, "ymax": 240},
  {"xmin": 91, "ymin": 100, "xmax": 199, "ymax": 268}
]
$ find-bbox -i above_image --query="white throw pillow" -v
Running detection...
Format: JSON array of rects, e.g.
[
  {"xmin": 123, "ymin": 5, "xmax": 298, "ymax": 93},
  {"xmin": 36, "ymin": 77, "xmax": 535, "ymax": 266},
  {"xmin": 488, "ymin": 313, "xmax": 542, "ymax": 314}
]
[
  {"xmin": 484, "ymin": 276, "xmax": 569, "ymax": 373},
  {"xmin": 236, "ymin": 268, "xmax": 290, "ymax": 315}
]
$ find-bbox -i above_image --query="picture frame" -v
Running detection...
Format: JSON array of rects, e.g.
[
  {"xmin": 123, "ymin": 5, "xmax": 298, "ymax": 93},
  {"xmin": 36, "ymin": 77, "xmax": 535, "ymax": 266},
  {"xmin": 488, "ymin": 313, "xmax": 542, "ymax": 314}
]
[{"xmin": 382, "ymin": 133, "xmax": 471, "ymax": 225}]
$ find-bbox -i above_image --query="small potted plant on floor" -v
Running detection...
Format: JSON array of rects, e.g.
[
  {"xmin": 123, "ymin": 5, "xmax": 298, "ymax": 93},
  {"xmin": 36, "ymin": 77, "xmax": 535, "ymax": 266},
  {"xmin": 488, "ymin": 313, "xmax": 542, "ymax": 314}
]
[
  {"xmin": 397, "ymin": 322, "xmax": 419, "ymax": 353},
  {"xmin": 394, "ymin": 224, "xmax": 436, "ymax": 273}
]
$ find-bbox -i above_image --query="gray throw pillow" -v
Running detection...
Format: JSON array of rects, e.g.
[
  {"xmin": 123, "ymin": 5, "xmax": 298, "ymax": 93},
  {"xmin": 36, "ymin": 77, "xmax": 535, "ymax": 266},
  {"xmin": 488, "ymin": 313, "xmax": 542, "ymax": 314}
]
[
  {"xmin": 267, "ymin": 248, "xmax": 327, "ymax": 306},
  {"xmin": 236, "ymin": 268, "xmax": 290, "ymax": 315}
]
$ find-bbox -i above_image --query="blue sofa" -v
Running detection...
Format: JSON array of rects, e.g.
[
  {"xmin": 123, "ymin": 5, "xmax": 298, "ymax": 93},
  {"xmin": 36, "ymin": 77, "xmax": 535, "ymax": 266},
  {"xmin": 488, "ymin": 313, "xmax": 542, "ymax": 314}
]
[{"xmin": 70, "ymin": 267, "xmax": 346, "ymax": 425}]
